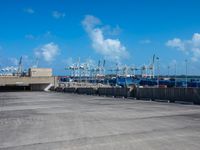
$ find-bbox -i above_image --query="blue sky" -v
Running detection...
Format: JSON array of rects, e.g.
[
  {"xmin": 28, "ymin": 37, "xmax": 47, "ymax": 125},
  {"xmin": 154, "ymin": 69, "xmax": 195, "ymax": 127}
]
[{"xmin": 0, "ymin": 0, "xmax": 200, "ymax": 75}]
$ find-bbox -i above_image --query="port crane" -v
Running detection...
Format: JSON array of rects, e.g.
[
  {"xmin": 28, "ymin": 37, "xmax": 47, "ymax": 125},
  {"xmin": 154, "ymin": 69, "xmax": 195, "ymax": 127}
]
[
  {"xmin": 148, "ymin": 54, "xmax": 155, "ymax": 78},
  {"xmin": 17, "ymin": 56, "xmax": 23, "ymax": 76},
  {"xmin": 65, "ymin": 55, "xmax": 157, "ymax": 79},
  {"xmin": 139, "ymin": 54, "xmax": 156, "ymax": 78}
]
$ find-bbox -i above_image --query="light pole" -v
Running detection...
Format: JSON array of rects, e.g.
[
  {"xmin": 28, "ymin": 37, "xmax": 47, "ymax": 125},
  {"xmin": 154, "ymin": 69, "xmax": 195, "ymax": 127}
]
[
  {"xmin": 174, "ymin": 62, "xmax": 177, "ymax": 87},
  {"xmin": 185, "ymin": 59, "xmax": 188, "ymax": 88},
  {"xmin": 167, "ymin": 66, "xmax": 170, "ymax": 77},
  {"xmin": 156, "ymin": 57, "xmax": 160, "ymax": 88}
]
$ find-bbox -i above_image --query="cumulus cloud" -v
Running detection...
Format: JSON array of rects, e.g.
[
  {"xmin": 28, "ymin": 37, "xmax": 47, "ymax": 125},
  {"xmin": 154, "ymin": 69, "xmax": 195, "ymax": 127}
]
[
  {"xmin": 166, "ymin": 38, "xmax": 185, "ymax": 51},
  {"xmin": 52, "ymin": 11, "xmax": 65, "ymax": 19},
  {"xmin": 35, "ymin": 42, "xmax": 60, "ymax": 63},
  {"xmin": 102, "ymin": 25, "xmax": 122, "ymax": 36},
  {"xmin": 192, "ymin": 33, "xmax": 200, "ymax": 47},
  {"xmin": 82, "ymin": 15, "xmax": 129, "ymax": 62},
  {"xmin": 166, "ymin": 33, "xmax": 200, "ymax": 62},
  {"xmin": 24, "ymin": 8, "xmax": 35, "ymax": 14}
]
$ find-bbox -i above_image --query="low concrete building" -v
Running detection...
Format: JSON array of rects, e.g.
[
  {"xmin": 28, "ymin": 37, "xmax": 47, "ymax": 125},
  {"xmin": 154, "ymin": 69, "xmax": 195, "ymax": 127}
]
[
  {"xmin": 0, "ymin": 76, "xmax": 58, "ymax": 91},
  {"xmin": 0, "ymin": 68, "xmax": 57, "ymax": 91},
  {"xmin": 29, "ymin": 68, "xmax": 52, "ymax": 77}
]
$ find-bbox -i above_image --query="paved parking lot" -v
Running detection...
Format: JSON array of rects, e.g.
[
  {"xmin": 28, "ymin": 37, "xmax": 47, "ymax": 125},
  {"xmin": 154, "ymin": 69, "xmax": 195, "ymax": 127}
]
[{"xmin": 0, "ymin": 92, "xmax": 200, "ymax": 150}]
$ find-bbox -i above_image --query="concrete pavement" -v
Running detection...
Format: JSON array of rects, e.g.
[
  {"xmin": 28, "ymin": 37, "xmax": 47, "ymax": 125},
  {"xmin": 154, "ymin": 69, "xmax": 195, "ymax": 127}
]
[{"xmin": 0, "ymin": 92, "xmax": 200, "ymax": 150}]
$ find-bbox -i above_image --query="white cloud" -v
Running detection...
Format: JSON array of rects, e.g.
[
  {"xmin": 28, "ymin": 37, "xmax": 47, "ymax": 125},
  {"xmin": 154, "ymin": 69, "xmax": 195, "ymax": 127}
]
[
  {"xmin": 82, "ymin": 15, "xmax": 129, "ymax": 62},
  {"xmin": 35, "ymin": 42, "xmax": 60, "ymax": 63},
  {"xmin": 140, "ymin": 39, "xmax": 151, "ymax": 44},
  {"xmin": 166, "ymin": 38, "xmax": 185, "ymax": 51},
  {"xmin": 191, "ymin": 48, "xmax": 200, "ymax": 62},
  {"xmin": 24, "ymin": 8, "xmax": 35, "ymax": 14},
  {"xmin": 192, "ymin": 33, "xmax": 200, "ymax": 47},
  {"xmin": 166, "ymin": 33, "xmax": 200, "ymax": 62},
  {"xmin": 52, "ymin": 11, "xmax": 65, "ymax": 19},
  {"xmin": 102, "ymin": 25, "xmax": 122, "ymax": 36}
]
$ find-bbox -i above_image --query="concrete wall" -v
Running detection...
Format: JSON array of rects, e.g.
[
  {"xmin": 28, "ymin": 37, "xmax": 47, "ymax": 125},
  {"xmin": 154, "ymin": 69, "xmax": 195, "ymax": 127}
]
[
  {"xmin": 136, "ymin": 88, "xmax": 200, "ymax": 104},
  {"xmin": 56, "ymin": 87, "xmax": 64, "ymax": 92},
  {"xmin": 30, "ymin": 84, "xmax": 50, "ymax": 91},
  {"xmin": 61, "ymin": 87, "xmax": 133, "ymax": 98},
  {"xmin": 98, "ymin": 87, "xmax": 131, "ymax": 98},
  {"xmin": 76, "ymin": 87, "xmax": 97, "ymax": 95},
  {"xmin": 63, "ymin": 87, "xmax": 76, "ymax": 93},
  {"xmin": 57, "ymin": 86, "xmax": 200, "ymax": 105},
  {"xmin": 0, "ymin": 85, "xmax": 30, "ymax": 92}
]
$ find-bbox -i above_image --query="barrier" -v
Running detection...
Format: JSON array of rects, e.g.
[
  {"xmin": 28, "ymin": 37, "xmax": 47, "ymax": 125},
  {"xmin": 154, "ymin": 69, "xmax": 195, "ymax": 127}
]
[
  {"xmin": 136, "ymin": 88, "xmax": 200, "ymax": 104},
  {"xmin": 61, "ymin": 87, "xmax": 133, "ymax": 98},
  {"xmin": 0, "ymin": 85, "xmax": 30, "ymax": 92},
  {"xmin": 98, "ymin": 87, "xmax": 132, "ymax": 98},
  {"xmin": 76, "ymin": 87, "xmax": 97, "ymax": 95},
  {"xmin": 63, "ymin": 87, "xmax": 76, "ymax": 93},
  {"xmin": 55, "ymin": 87, "xmax": 64, "ymax": 92},
  {"xmin": 56, "ymin": 86, "xmax": 200, "ymax": 105}
]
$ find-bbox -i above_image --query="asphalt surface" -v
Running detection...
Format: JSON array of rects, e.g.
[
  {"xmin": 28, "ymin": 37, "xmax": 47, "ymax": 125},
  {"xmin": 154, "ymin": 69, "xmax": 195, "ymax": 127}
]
[{"xmin": 0, "ymin": 92, "xmax": 200, "ymax": 150}]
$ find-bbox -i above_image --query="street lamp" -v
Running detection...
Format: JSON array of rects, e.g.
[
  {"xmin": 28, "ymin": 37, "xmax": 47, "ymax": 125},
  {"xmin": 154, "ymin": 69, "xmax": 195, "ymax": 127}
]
[
  {"xmin": 167, "ymin": 65, "xmax": 170, "ymax": 77},
  {"xmin": 185, "ymin": 59, "xmax": 188, "ymax": 88},
  {"xmin": 174, "ymin": 62, "xmax": 177, "ymax": 87},
  {"xmin": 156, "ymin": 57, "xmax": 160, "ymax": 88}
]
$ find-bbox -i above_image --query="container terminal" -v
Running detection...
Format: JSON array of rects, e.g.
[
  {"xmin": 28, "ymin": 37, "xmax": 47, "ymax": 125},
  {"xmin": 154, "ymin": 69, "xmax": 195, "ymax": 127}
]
[
  {"xmin": 0, "ymin": 55, "xmax": 200, "ymax": 103},
  {"xmin": 1, "ymin": 56, "xmax": 200, "ymax": 150}
]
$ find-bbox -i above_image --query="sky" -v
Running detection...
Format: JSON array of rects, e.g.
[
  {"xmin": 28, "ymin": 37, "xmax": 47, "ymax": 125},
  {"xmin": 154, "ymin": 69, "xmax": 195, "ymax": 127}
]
[{"xmin": 0, "ymin": 0, "xmax": 200, "ymax": 75}]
